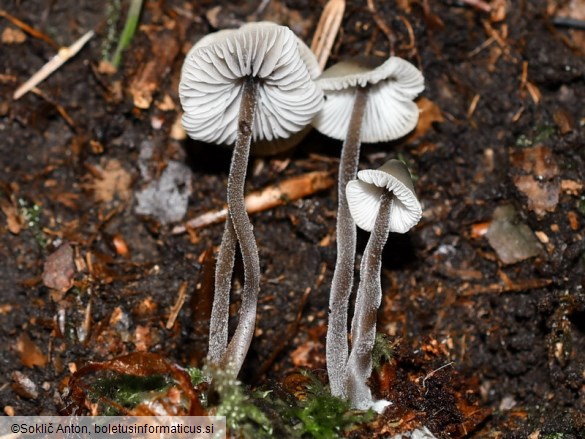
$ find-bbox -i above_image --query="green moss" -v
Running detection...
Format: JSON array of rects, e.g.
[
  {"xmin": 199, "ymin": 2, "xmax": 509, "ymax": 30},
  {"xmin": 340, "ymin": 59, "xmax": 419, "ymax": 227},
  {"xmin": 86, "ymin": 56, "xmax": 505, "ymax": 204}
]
[
  {"xmin": 89, "ymin": 374, "xmax": 172, "ymax": 415},
  {"xmin": 372, "ymin": 333, "xmax": 398, "ymax": 371},
  {"xmin": 264, "ymin": 371, "xmax": 374, "ymax": 439},
  {"xmin": 80, "ymin": 364, "xmax": 375, "ymax": 437},
  {"xmin": 207, "ymin": 366, "xmax": 273, "ymax": 438}
]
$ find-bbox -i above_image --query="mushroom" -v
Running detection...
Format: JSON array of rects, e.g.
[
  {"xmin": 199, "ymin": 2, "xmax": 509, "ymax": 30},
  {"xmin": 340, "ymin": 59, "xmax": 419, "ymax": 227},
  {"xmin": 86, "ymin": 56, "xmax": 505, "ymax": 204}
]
[
  {"xmin": 344, "ymin": 159, "xmax": 422, "ymax": 411},
  {"xmin": 179, "ymin": 22, "xmax": 323, "ymax": 374},
  {"xmin": 312, "ymin": 56, "xmax": 423, "ymax": 397}
]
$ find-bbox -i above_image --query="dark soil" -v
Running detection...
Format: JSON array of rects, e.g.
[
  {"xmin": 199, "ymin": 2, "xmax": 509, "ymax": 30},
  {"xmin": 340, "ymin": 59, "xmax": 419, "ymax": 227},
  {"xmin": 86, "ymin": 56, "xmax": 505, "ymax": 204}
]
[{"xmin": 1, "ymin": 0, "xmax": 584, "ymax": 437}]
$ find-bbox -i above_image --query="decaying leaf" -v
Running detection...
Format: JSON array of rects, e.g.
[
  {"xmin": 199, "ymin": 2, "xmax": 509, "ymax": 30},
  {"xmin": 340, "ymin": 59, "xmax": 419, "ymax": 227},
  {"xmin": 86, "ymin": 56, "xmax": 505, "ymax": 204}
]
[
  {"xmin": 16, "ymin": 333, "xmax": 47, "ymax": 368},
  {"xmin": 65, "ymin": 352, "xmax": 203, "ymax": 415},
  {"xmin": 42, "ymin": 242, "xmax": 75, "ymax": 292},
  {"xmin": 410, "ymin": 97, "xmax": 444, "ymax": 140},
  {"xmin": 509, "ymin": 145, "xmax": 560, "ymax": 217},
  {"xmin": 87, "ymin": 158, "xmax": 133, "ymax": 203}
]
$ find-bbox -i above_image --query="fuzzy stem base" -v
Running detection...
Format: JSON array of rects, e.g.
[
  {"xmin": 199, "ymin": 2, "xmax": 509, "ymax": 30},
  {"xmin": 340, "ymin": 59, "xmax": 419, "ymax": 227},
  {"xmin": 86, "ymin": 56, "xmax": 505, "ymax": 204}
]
[
  {"xmin": 345, "ymin": 191, "xmax": 393, "ymax": 410},
  {"xmin": 327, "ymin": 86, "xmax": 369, "ymax": 397}
]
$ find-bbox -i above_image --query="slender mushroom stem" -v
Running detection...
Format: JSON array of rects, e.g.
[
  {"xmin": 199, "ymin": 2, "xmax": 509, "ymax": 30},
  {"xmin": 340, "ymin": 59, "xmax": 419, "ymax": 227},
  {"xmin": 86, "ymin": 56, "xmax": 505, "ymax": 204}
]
[
  {"xmin": 327, "ymin": 86, "xmax": 369, "ymax": 397},
  {"xmin": 345, "ymin": 191, "xmax": 393, "ymax": 410},
  {"xmin": 221, "ymin": 76, "xmax": 261, "ymax": 374},
  {"xmin": 208, "ymin": 215, "xmax": 237, "ymax": 364}
]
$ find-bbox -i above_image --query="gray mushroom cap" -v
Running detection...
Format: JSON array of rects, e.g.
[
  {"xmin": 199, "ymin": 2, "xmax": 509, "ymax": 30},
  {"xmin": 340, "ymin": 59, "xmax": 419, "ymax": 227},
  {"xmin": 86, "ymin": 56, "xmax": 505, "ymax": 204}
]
[
  {"xmin": 313, "ymin": 56, "xmax": 424, "ymax": 143},
  {"xmin": 346, "ymin": 159, "xmax": 422, "ymax": 233},
  {"xmin": 179, "ymin": 22, "xmax": 323, "ymax": 145}
]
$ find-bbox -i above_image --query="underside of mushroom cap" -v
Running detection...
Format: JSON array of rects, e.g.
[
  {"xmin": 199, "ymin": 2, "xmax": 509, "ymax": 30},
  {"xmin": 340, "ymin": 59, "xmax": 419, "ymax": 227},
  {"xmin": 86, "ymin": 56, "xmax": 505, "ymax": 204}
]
[
  {"xmin": 346, "ymin": 160, "xmax": 422, "ymax": 233},
  {"xmin": 312, "ymin": 56, "xmax": 424, "ymax": 143},
  {"xmin": 179, "ymin": 22, "xmax": 323, "ymax": 145}
]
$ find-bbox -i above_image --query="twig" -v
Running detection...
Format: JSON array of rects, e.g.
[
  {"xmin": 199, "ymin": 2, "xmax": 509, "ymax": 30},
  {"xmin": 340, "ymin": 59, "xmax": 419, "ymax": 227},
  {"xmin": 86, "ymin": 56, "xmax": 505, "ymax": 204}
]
[
  {"xmin": 13, "ymin": 30, "xmax": 94, "ymax": 100},
  {"xmin": 310, "ymin": 0, "xmax": 345, "ymax": 71},
  {"xmin": 166, "ymin": 281, "xmax": 189, "ymax": 329},
  {"xmin": 172, "ymin": 171, "xmax": 334, "ymax": 234}
]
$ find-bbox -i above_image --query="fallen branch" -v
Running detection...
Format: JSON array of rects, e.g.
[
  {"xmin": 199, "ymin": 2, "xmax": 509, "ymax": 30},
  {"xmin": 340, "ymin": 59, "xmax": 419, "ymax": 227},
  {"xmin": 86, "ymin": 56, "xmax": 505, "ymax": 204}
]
[{"xmin": 172, "ymin": 171, "xmax": 334, "ymax": 234}]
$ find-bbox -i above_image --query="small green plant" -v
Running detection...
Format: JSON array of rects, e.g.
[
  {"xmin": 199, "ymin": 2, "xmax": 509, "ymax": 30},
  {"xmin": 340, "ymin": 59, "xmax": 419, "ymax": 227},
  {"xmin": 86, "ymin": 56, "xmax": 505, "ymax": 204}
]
[
  {"xmin": 110, "ymin": 0, "xmax": 144, "ymax": 67},
  {"xmin": 18, "ymin": 198, "xmax": 46, "ymax": 247}
]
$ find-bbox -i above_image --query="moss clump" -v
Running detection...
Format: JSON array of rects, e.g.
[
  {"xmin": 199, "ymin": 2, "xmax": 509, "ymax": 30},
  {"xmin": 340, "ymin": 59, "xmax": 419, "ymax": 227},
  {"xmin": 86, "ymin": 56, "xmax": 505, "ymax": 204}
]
[
  {"xmin": 372, "ymin": 334, "xmax": 398, "ymax": 371},
  {"xmin": 207, "ymin": 366, "xmax": 273, "ymax": 438}
]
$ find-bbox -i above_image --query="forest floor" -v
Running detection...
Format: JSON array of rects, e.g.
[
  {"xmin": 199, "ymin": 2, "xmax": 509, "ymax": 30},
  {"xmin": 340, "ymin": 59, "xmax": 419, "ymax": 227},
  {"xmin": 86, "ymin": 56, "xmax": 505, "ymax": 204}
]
[{"xmin": 1, "ymin": 0, "xmax": 584, "ymax": 437}]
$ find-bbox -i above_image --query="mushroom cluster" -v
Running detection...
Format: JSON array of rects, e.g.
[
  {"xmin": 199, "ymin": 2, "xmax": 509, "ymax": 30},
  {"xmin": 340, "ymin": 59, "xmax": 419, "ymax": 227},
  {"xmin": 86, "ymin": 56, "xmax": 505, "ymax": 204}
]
[
  {"xmin": 179, "ymin": 19, "xmax": 425, "ymax": 414},
  {"xmin": 179, "ymin": 22, "xmax": 322, "ymax": 375},
  {"xmin": 312, "ymin": 56, "xmax": 424, "ymax": 398}
]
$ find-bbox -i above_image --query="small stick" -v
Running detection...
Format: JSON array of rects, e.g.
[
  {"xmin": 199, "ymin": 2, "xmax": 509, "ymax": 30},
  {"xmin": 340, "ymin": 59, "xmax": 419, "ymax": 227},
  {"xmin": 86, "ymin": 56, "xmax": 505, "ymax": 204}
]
[
  {"xmin": 172, "ymin": 171, "xmax": 334, "ymax": 234},
  {"xmin": 166, "ymin": 281, "xmax": 189, "ymax": 329},
  {"xmin": 310, "ymin": 0, "xmax": 345, "ymax": 71},
  {"xmin": 13, "ymin": 30, "xmax": 94, "ymax": 100}
]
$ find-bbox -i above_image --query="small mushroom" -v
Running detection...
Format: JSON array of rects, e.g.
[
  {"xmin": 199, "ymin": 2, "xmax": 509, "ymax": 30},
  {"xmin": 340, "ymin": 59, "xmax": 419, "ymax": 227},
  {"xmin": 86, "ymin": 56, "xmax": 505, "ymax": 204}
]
[
  {"xmin": 312, "ymin": 56, "xmax": 423, "ymax": 397},
  {"xmin": 179, "ymin": 22, "xmax": 323, "ymax": 374},
  {"xmin": 344, "ymin": 159, "xmax": 422, "ymax": 411}
]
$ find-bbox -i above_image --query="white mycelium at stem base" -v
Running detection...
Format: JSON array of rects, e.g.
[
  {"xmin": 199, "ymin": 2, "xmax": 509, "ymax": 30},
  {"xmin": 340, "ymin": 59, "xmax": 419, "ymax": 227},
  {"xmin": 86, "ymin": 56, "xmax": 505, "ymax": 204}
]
[
  {"xmin": 179, "ymin": 22, "xmax": 322, "ymax": 375},
  {"xmin": 345, "ymin": 159, "xmax": 422, "ymax": 411},
  {"xmin": 312, "ymin": 56, "xmax": 424, "ymax": 397}
]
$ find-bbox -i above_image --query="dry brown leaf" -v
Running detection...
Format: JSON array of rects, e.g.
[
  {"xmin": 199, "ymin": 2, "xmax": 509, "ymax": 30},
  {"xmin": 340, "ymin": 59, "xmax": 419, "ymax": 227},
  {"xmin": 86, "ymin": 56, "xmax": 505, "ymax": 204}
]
[
  {"xmin": 410, "ymin": 97, "xmax": 444, "ymax": 140},
  {"xmin": 0, "ymin": 197, "xmax": 22, "ymax": 234},
  {"xmin": 16, "ymin": 333, "xmax": 47, "ymax": 368}
]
